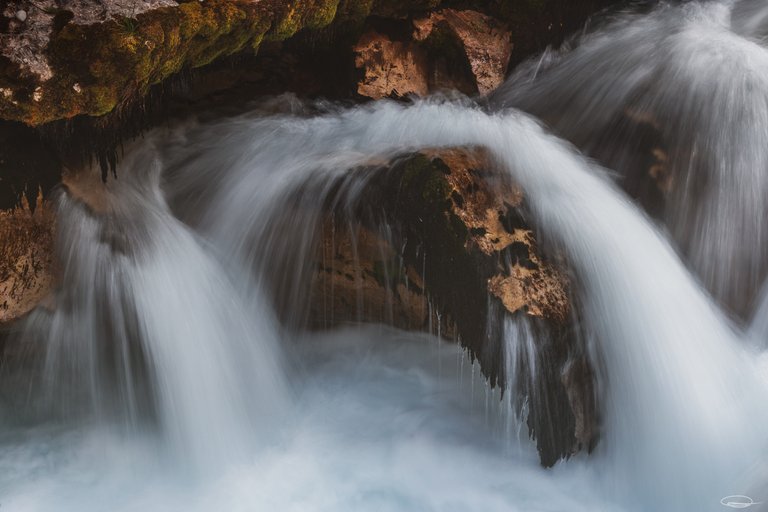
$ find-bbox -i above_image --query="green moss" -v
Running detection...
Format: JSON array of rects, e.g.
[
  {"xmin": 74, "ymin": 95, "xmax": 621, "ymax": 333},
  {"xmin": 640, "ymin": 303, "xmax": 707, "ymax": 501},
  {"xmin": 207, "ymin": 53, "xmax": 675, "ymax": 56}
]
[
  {"xmin": 336, "ymin": 0, "xmax": 375, "ymax": 20},
  {"xmin": 305, "ymin": 0, "xmax": 341, "ymax": 30},
  {"xmin": 269, "ymin": 4, "xmax": 302, "ymax": 40},
  {"xmin": 397, "ymin": 154, "xmax": 468, "ymax": 242},
  {"xmin": 89, "ymin": 86, "xmax": 119, "ymax": 116},
  {"xmin": 0, "ymin": 0, "xmax": 522, "ymax": 125},
  {"xmin": 268, "ymin": 0, "xmax": 341, "ymax": 41}
]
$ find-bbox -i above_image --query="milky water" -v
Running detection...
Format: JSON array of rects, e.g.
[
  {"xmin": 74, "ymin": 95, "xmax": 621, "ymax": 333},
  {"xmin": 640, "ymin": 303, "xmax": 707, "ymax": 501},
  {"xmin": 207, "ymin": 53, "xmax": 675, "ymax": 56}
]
[
  {"xmin": 493, "ymin": 0, "xmax": 768, "ymax": 317},
  {"xmin": 3, "ymin": 0, "xmax": 768, "ymax": 510}
]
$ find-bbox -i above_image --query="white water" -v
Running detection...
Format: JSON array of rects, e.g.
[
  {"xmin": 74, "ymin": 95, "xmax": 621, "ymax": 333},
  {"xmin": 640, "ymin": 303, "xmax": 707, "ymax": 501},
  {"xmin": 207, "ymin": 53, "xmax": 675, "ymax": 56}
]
[
  {"xmin": 3, "ymin": 0, "xmax": 768, "ymax": 510},
  {"xmin": 494, "ymin": 0, "xmax": 768, "ymax": 316}
]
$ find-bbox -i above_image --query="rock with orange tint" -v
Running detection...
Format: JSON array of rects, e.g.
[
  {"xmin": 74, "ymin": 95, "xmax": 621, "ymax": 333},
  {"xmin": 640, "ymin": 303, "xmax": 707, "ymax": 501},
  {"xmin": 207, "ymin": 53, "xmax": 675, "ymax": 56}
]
[
  {"xmin": 354, "ymin": 9, "xmax": 513, "ymax": 99},
  {"xmin": 0, "ymin": 192, "xmax": 54, "ymax": 324},
  {"xmin": 353, "ymin": 31, "xmax": 430, "ymax": 99},
  {"xmin": 306, "ymin": 147, "xmax": 590, "ymax": 466},
  {"xmin": 413, "ymin": 9, "xmax": 513, "ymax": 95}
]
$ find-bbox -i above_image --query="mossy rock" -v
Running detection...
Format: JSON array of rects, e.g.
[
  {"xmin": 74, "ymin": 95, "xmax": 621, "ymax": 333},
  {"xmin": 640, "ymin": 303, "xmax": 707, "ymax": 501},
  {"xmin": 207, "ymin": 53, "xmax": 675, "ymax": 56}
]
[{"xmin": 0, "ymin": 0, "xmax": 348, "ymax": 125}]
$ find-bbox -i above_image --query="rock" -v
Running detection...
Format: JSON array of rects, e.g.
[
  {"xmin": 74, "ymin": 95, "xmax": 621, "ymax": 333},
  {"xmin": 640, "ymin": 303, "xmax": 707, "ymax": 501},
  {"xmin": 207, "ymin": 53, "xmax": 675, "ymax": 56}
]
[
  {"xmin": 419, "ymin": 148, "xmax": 568, "ymax": 321},
  {"xmin": 354, "ymin": 9, "xmax": 513, "ymax": 99},
  {"xmin": 0, "ymin": 0, "xmax": 378, "ymax": 125},
  {"xmin": 353, "ymin": 31, "xmax": 429, "ymax": 99},
  {"xmin": 304, "ymin": 147, "xmax": 595, "ymax": 466},
  {"xmin": 15, "ymin": 10, "xmax": 27, "ymax": 22},
  {"xmin": 0, "ymin": 0, "xmax": 618, "ymax": 125},
  {"xmin": 413, "ymin": 9, "xmax": 513, "ymax": 95},
  {"xmin": 309, "ymin": 219, "xmax": 453, "ymax": 336},
  {"xmin": 0, "ymin": 192, "xmax": 54, "ymax": 324}
]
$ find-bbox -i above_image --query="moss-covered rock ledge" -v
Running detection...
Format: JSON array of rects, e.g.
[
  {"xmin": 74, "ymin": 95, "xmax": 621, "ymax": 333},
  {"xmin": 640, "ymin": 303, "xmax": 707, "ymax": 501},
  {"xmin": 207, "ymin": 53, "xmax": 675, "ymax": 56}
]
[
  {"xmin": 1, "ymin": 0, "xmax": 367, "ymax": 125},
  {"xmin": 1, "ymin": 0, "xmax": 618, "ymax": 126}
]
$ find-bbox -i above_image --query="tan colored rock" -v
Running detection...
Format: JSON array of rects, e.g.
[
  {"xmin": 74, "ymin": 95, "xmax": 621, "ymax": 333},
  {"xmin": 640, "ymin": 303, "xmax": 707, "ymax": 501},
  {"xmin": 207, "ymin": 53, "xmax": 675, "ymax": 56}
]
[
  {"xmin": 354, "ymin": 9, "xmax": 512, "ymax": 99},
  {"xmin": 421, "ymin": 148, "xmax": 521, "ymax": 254},
  {"xmin": 488, "ymin": 266, "xmax": 569, "ymax": 322},
  {"xmin": 420, "ymin": 148, "xmax": 569, "ymax": 322},
  {"xmin": 413, "ymin": 9, "xmax": 513, "ymax": 95},
  {"xmin": 353, "ymin": 31, "xmax": 429, "ymax": 99},
  {"xmin": 309, "ymin": 220, "xmax": 454, "ymax": 336},
  {"xmin": 0, "ymin": 191, "xmax": 54, "ymax": 323}
]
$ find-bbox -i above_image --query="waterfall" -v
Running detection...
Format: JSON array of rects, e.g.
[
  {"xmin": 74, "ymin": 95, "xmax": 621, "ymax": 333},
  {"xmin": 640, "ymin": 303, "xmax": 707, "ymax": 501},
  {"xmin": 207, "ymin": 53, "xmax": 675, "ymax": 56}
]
[
  {"xmin": 2, "ymin": 1, "xmax": 768, "ymax": 510},
  {"xmin": 492, "ymin": 0, "xmax": 768, "ymax": 318}
]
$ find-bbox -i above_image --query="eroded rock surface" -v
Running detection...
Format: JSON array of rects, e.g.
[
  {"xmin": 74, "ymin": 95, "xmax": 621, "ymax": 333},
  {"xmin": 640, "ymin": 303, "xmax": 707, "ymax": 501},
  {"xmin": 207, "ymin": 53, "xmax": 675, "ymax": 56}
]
[
  {"xmin": 304, "ymin": 147, "xmax": 595, "ymax": 466},
  {"xmin": 413, "ymin": 9, "xmax": 513, "ymax": 95},
  {"xmin": 0, "ymin": 193, "xmax": 54, "ymax": 324},
  {"xmin": 353, "ymin": 9, "xmax": 513, "ymax": 98},
  {"xmin": 353, "ymin": 31, "xmax": 429, "ymax": 99},
  {"xmin": 309, "ymin": 220, "xmax": 454, "ymax": 336},
  {"xmin": 0, "ymin": 0, "xmax": 362, "ymax": 124}
]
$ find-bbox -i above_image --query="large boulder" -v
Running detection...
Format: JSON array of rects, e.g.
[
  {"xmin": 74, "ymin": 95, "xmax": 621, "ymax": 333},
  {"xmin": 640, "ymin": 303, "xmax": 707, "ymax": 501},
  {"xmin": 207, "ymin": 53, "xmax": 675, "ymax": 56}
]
[{"xmin": 308, "ymin": 148, "xmax": 597, "ymax": 465}]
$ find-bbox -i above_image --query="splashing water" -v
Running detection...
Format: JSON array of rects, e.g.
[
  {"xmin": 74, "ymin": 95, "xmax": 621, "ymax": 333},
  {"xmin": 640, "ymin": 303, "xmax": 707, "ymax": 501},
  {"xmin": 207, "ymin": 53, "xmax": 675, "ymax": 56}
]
[
  {"xmin": 493, "ymin": 0, "xmax": 768, "ymax": 317},
  {"xmin": 3, "ymin": 1, "xmax": 768, "ymax": 510}
]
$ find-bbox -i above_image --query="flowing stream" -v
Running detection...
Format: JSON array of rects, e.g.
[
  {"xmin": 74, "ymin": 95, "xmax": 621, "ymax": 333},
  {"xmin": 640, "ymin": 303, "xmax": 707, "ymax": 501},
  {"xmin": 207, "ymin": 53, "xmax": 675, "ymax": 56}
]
[{"xmin": 3, "ymin": 1, "xmax": 768, "ymax": 510}]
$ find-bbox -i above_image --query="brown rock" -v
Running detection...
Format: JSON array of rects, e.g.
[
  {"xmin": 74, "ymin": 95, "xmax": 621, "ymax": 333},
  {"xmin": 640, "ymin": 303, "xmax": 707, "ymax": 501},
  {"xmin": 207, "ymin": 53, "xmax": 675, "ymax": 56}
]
[
  {"xmin": 353, "ymin": 31, "xmax": 429, "ymax": 99},
  {"xmin": 309, "ymin": 219, "xmax": 454, "ymax": 336},
  {"xmin": 420, "ymin": 148, "xmax": 569, "ymax": 322},
  {"xmin": 413, "ymin": 9, "xmax": 513, "ymax": 95},
  {"xmin": 1, "ymin": 0, "xmax": 177, "ymax": 85},
  {"xmin": 354, "ymin": 9, "xmax": 512, "ymax": 99},
  {"xmin": 0, "ymin": 191, "xmax": 54, "ymax": 323}
]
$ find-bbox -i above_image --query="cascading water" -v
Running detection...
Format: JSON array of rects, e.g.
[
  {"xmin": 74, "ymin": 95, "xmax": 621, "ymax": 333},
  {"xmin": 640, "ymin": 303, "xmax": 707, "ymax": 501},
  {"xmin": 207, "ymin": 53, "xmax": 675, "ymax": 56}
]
[
  {"xmin": 2, "ymin": 0, "xmax": 768, "ymax": 510},
  {"xmin": 492, "ymin": 0, "xmax": 768, "ymax": 318}
]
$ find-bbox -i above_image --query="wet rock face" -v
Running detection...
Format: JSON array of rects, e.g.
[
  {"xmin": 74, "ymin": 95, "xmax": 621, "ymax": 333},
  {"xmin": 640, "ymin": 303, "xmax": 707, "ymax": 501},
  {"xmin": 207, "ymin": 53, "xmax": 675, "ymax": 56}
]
[
  {"xmin": 353, "ymin": 31, "xmax": 430, "ymax": 99},
  {"xmin": 309, "ymin": 220, "xmax": 454, "ymax": 337},
  {"xmin": 0, "ymin": 0, "xmax": 364, "ymax": 125},
  {"xmin": 308, "ymin": 148, "xmax": 595, "ymax": 465},
  {"xmin": 423, "ymin": 149, "xmax": 569, "ymax": 322},
  {"xmin": 412, "ymin": 9, "xmax": 513, "ymax": 95},
  {"xmin": 353, "ymin": 9, "xmax": 513, "ymax": 99},
  {"xmin": 0, "ymin": 193, "xmax": 54, "ymax": 324}
]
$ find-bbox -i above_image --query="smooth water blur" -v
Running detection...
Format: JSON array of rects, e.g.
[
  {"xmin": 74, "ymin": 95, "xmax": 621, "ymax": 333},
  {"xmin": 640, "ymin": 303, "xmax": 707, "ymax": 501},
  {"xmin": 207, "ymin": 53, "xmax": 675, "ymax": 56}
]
[
  {"xmin": 1, "ymin": 328, "xmax": 618, "ymax": 512},
  {"xmin": 3, "ymin": 0, "xmax": 768, "ymax": 510},
  {"xmin": 493, "ymin": 0, "xmax": 768, "ymax": 317},
  {"xmin": 8, "ymin": 147, "xmax": 289, "ymax": 472}
]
